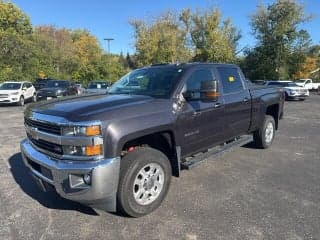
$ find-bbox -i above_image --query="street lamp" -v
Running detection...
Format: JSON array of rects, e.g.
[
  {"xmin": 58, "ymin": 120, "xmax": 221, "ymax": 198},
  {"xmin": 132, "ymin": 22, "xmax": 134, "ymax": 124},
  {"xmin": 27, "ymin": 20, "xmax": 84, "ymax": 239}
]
[{"xmin": 103, "ymin": 38, "xmax": 114, "ymax": 54}]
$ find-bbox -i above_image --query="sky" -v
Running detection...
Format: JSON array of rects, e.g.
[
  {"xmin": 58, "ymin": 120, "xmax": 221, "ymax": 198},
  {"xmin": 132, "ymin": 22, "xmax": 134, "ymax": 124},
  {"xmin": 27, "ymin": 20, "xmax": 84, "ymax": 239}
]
[{"xmin": 12, "ymin": 0, "xmax": 320, "ymax": 54}]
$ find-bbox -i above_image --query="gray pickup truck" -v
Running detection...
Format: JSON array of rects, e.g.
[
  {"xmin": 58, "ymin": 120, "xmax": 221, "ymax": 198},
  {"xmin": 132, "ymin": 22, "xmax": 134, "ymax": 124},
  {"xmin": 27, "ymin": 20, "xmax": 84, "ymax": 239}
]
[{"xmin": 21, "ymin": 63, "xmax": 284, "ymax": 217}]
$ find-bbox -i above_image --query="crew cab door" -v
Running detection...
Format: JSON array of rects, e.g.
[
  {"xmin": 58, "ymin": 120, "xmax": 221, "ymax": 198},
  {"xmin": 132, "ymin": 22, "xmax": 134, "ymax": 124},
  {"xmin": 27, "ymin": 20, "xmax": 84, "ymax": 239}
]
[
  {"xmin": 176, "ymin": 66, "xmax": 225, "ymax": 157},
  {"xmin": 216, "ymin": 66, "xmax": 251, "ymax": 139}
]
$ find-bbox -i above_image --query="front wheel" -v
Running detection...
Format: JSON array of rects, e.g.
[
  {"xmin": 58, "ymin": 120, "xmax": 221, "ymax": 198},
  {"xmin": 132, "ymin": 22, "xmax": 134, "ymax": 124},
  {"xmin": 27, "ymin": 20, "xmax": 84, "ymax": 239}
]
[
  {"xmin": 117, "ymin": 147, "xmax": 171, "ymax": 217},
  {"xmin": 18, "ymin": 95, "xmax": 24, "ymax": 106},
  {"xmin": 32, "ymin": 93, "xmax": 37, "ymax": 102},
  {"xmin": 253, "ymin": 115, "xmax": 275, "ymax": 149}
]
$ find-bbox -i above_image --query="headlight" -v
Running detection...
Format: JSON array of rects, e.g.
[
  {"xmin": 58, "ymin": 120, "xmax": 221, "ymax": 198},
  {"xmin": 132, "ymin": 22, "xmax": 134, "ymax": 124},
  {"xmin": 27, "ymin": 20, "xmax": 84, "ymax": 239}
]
[
  {"xmin": 62, "ymin": 125, "xmax": 101, "ymax": 136},
  {"xmin": 63, "ymin": 145, "xmax": 102, "ymax": 156},
  {"xmin": 10, "ymin": 92, "xmax": 19, "ymax": 95}
]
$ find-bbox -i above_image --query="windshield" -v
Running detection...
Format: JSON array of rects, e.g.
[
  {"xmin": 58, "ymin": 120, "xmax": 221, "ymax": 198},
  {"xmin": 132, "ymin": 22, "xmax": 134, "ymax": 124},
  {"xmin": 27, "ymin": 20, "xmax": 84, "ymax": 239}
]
[
  {"xmin": 46, "ymin": 81, "xmax": 68, "ymax": 88},
  {"xmin": 0, "ymin": 83, "xmax": 21, "ymax": 90},
  {"xmin": 88, "ymin": 82, "xmax": 108, "ymax": 89},
  {"xmin": 295, "ymin": 80, "xmax": 305, "ymax": 83},
  {"xmin": 108, "ymin": 67, "xmax": 183, "ymax": 98}
]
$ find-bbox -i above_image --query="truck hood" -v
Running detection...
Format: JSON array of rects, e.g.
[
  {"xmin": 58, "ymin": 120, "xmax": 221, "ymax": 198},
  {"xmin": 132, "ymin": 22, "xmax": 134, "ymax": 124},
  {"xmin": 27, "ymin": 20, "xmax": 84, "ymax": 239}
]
[{"xmin": 28, "ymin": 94, "xmax": 169, "ymax": 122}]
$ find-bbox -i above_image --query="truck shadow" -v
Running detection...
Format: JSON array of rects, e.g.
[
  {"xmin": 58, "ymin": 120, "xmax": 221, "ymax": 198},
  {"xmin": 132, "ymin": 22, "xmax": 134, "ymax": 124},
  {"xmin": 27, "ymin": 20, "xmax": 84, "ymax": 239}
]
[{"xmin": 9, "ymin": 152, "xmax": 98, "ymax": 216}]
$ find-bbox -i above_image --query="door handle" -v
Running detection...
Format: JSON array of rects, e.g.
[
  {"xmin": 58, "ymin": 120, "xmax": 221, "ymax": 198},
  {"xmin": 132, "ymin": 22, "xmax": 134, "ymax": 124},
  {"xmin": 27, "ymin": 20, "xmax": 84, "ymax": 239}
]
[
  {"xmin": 214, "ymin": 102, "xmax": 221, "ymax": 108},
  {"xmin": 243, "ymin": 97, "xmax": 249, "ymax": 103},
  {"xmin": 192, "ymin": 111, "xmax": 201, "ymax": 117}
]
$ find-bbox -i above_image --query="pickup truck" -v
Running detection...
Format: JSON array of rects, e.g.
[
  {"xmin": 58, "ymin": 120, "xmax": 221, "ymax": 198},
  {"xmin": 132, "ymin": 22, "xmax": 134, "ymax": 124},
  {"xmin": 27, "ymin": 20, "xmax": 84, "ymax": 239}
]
[
  {"xmin": 21, "ymin": 63, "xmax": 284, "ymax": 217},
  {"xmin": 295, "ymin": 79, "xmax": 320, "ymax": 91},
  {"xmin": 36, "ymin": 80, "xmax": 78, "ymax": 101}
]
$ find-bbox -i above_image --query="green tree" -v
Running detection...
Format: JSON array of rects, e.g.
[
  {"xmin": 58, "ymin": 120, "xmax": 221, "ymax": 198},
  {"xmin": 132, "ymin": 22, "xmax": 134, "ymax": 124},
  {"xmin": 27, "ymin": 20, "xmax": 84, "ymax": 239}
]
[
  {"xmin": 130, "ymin": 11, "xmax": 191, "ymax": 66},
  {"xmin": 243, "ymin": 0, "xmax": 311, "ymax": 80},
  {"xmin": 181, "ymin": 8, "xmax": 241, "ymax": 63},
  {"xmin": 0, "ymin": 1, "xmax": 35, "ymax": 81}
]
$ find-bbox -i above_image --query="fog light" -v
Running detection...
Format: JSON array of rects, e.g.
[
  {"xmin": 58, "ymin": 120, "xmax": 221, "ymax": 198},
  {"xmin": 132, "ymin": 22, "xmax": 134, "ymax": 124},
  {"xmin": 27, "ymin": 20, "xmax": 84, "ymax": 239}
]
[{"xmin": 83, "ymin": 173, "xmax": 91, "ymax": 185}]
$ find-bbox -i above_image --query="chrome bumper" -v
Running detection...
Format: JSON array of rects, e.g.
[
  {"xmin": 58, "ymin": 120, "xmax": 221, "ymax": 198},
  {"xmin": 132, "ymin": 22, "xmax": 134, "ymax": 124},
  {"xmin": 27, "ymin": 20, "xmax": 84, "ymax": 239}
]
[{"xmin": 20, "ymin": 138, "xmax": 120, "ymax": 211}]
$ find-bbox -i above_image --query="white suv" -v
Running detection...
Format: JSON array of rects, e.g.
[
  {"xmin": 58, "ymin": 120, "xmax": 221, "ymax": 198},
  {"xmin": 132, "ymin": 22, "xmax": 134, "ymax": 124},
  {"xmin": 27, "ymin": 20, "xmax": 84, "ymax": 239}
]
[
  {"xmin": 265, "ymin": 80, "xmax": 309, "ymax": 101},
  {"xmin": 0, "ymin": 81, "xmax": 36, "ymax": 106}
]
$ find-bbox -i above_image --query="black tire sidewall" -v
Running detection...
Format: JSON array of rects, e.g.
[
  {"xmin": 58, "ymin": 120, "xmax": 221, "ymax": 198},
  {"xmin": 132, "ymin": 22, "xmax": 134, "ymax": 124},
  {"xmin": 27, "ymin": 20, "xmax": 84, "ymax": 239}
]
[
  {"xmin": 261, "ymin": 116, "xmax": 275, "ymax": 148},
  {"xmin": 19, "ymin": 96, "xmax": 24, "ymax": 106},
  {"xmin": 117, "ymin": 147, "xmax": 171, "ymax": 217}
]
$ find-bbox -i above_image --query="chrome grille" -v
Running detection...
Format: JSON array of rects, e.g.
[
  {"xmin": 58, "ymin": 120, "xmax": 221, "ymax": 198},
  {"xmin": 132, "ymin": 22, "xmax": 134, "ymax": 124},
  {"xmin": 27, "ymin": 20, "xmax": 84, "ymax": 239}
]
[
  {"xmin": 27, "ymin": 133, "xmax": 63, "ymax": 155},
  {"xmin": 25, "ymin": 118, "xmax": 61, "ymax": 135},
  {"xmin": 0, "ymin": 94, "xmax": 8, "ymax": 98}
]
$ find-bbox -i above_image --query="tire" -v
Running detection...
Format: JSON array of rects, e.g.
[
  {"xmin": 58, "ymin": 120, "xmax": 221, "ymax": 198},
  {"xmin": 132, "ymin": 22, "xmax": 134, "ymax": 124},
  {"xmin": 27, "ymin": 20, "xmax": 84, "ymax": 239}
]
[
  {"xmin": 117, "ymin": 147, "xmax": 172, "ymax": 217},
  {"xmin": 253, "ymin": 115, "xmax": 275, "ymax": 149},
  {"xmin": 32, "ymin": 93, "xmax": 37, "ymax": 102},
  {"xmin": 284, "ymin": 92, "xmax": 289, "ymax": 101},
  {"xmin": 18, "ymin": 95, "xmax": 24, "ymax": 106}
]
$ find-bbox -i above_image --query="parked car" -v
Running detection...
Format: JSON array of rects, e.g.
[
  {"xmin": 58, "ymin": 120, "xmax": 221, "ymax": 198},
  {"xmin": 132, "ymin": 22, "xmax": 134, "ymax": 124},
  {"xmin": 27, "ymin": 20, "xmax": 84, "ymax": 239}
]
[
  {"xmin": 295, "ymin": 79, "xmax": 320, "ymax": 91},
  {"xmin": 33, "ymin": 78, "xmax": 51, "ymax": 91},
  {"xmin": 36, "ymin": 80, "xmax": 78, "ymax": 101},
  {"xmin": 264, "ymin": 80, "xmax": 309, "ymax": 100},
  {"xmin": 75, "ymin": 83, "xmax": 85, "ymax": 95},
  {"xmin": 21, "ymin": 63, "xmax": 284, "ymax": 217},
  {"xmin": 0, "ymin": 81, "xmax": 36, "ymax": 106},
  {"xmin": 86, "ymin": 81, "xmax": 110, "ymax": 94}
]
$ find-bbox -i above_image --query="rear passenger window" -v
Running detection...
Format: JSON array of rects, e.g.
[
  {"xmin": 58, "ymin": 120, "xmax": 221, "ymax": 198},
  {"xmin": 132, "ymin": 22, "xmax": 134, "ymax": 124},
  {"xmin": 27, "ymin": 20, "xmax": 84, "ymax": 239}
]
[{"xmin": 217, "ymin": 67, "xmax": 244, "ymax": 94}]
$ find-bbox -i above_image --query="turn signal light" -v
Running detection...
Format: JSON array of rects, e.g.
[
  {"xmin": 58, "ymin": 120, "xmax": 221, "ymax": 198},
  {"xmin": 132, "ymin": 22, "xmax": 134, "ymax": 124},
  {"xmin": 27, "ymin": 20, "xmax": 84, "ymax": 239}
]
[
  {"xmin": 86, "ymin": 125, "xmax": 101, "ymax": 136},
  {"xmin": 86, "ymin": 145, "xmax": 102, "ymax": 156}
]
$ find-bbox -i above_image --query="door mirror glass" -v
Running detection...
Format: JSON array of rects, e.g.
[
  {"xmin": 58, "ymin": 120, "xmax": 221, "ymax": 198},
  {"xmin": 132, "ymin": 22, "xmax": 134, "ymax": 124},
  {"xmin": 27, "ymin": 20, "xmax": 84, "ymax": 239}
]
[{"xmin": 200, "ymin": 80, "xmax": 219, "ymax": 102}]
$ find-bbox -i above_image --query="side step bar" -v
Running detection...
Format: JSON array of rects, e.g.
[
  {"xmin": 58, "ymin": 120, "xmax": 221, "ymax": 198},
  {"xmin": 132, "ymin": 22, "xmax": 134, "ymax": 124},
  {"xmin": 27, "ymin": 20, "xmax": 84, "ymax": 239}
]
[{"xmin": 180, "ymin": 135, "xmax": 253, "ymax": 170}]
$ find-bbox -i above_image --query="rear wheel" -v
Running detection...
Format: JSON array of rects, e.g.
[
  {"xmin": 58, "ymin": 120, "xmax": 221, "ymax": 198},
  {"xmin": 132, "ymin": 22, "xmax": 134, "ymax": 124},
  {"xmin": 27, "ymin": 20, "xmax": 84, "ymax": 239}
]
[
  {"xmin": 117, "ymin": 147, "xmax": 171, "ymax": 217},
  {"xmin": 253, "ymin": 115, "xmax": 275, "ymax": 149},
  {"xmin": 18, "ymin": 95, "xmax": 24, "ymax": 106}
]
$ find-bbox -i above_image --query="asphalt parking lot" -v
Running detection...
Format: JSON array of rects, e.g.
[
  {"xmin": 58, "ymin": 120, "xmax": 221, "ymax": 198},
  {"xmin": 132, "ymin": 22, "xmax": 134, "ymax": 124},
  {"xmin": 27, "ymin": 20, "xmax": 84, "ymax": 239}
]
[{"xmin": 0, "ymin": 94, "xmax": 320, "ymax": 240}]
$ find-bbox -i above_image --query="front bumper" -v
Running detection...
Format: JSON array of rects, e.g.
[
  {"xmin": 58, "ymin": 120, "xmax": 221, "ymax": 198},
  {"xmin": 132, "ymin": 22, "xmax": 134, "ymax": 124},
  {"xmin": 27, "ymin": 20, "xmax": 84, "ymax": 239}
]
[
  {"xmin": 0, "ymin": 97, "xmax": 20, "ymax": 103},
  {"xmin": 20, "ymin": 138, "xmax": 120, "ymax": 211},
  {"xmin": 287, "ymin": 92, "xmax": 309, "ymax": 99}
]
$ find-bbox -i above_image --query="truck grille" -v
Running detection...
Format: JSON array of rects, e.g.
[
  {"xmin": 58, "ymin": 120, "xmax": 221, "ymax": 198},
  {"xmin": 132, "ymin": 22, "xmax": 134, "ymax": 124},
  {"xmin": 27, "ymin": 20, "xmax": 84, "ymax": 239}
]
[
  {"xmin": 25, "ymin": 118, "xmax": 61, "ymax": 135},
  {"xmin": 28, "ymin": 133, "xmax": 63, "ymax": 155}
]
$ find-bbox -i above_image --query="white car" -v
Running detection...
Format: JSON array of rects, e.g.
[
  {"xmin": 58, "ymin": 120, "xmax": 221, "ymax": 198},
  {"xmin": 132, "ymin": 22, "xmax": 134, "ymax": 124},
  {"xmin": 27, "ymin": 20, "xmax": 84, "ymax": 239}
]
[
  {"xmin": 295, "ymin": 79, "xmax": 320, "ymax": 91},
  {"xmin": 265, "ymin": 80, "xmax": 309, "ymax": 100},
  {"xmin": 0, "ymin": 81, "xmax": 36, "ymax": 106}
]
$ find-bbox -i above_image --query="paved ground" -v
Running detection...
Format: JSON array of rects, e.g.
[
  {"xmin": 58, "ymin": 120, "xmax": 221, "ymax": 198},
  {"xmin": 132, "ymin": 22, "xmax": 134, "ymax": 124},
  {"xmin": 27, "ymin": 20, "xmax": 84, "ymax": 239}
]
[{"xmin": 0, "ymin": 94, "xmax": 319, "ymax": 240}]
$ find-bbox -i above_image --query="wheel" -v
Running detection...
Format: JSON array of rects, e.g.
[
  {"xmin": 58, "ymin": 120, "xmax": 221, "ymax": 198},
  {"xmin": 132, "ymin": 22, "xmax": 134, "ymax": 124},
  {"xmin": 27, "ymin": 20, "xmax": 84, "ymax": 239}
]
[
  {"xmin": 18, "ymin": 95, "xmax": 24, "ymax": 106},
  {"xmin": 284, "ymin": 92, "xmax": 289, "ymax": 101},
  {"xmin": 117, "ymin": 147, "xmax": 172, "ymax": 217},
  {"xmin": 253, "ymin": 115, "xmax": 275, "ymax": 149},
  {"xmin": 32, "ymin": 93, "xmax": 37, "ymax": 102}
]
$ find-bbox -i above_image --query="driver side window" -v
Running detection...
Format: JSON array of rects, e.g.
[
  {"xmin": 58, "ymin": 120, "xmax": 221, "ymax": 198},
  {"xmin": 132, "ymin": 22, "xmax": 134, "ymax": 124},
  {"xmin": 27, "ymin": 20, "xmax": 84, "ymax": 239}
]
[{"xmin": 184, "ymin": 68, "xmax": 214, "ymax": 99}]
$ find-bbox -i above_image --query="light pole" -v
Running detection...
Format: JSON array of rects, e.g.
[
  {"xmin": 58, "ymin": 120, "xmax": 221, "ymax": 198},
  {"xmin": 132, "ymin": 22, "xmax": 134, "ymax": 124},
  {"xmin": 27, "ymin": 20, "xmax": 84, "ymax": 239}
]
[{"xmin": 103, "ymin": 38, "xmax": 114, "ymax": 54}]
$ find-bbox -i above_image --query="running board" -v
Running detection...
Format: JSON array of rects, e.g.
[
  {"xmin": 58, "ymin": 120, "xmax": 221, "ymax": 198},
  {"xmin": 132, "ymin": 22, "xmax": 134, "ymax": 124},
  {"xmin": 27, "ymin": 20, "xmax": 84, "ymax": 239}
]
[{"xmin": 180, "ymin": 135, "xmax": 253, "ymax": 170}]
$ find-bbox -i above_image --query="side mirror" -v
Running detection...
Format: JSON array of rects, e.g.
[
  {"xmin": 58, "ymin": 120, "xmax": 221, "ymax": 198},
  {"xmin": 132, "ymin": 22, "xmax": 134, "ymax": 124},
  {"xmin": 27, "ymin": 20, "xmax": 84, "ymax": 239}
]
[
  {"xmin": 200, "ymin": 80, "xmax": 219, "ymax": 102},
  {"xmin": 22, "ymin": 87, "xmax": 27, "ymax": 91}
]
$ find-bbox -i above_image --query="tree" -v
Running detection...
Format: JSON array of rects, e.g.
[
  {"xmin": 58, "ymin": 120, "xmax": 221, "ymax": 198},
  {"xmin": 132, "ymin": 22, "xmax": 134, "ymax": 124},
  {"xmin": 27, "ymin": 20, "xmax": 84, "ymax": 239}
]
[
  {"xmin": 292, "ymin": 56, "xmax": 317, "ymax": 79},
  {"xmin": 181, "ymin": 8, "xmax": 241, "ymax": 63},
  {"xmin": 243, "ymin": 0, "xmax": 311, "ymax": 80},
  {"xmin": 0, "ymin": 1, "xmax": 35, "ymax": 81},
  {"xmin": 130, "ymin": 11, "xmax": 191, "ymax": 66}
]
